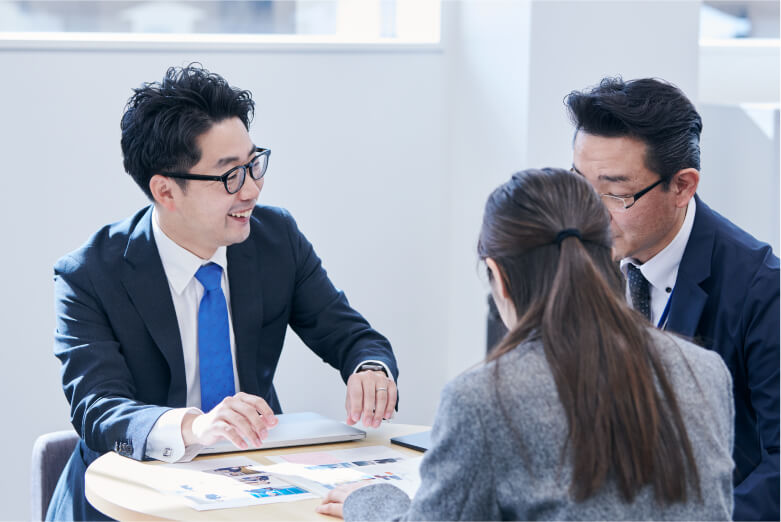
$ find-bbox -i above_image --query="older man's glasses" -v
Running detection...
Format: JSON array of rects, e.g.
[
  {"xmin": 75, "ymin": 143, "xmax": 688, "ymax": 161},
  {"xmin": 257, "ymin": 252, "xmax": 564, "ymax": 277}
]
[
  {"xmin": 600, "ymin": 178, "xmax": 664, "ymax": 211},
  {"xmin": 569, "ymin": 166, "xmax": 664, "ymax": 212},
  {"xmin": 163, "ymin": 147, "xmax": 270, "ymax": 194}
]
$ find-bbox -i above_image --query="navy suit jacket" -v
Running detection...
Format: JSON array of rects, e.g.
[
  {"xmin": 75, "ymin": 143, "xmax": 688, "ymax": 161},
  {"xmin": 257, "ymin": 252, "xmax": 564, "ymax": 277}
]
[
  {"xmin": 668, "ymin": 196, "xmax": 779, "ymax": 521},
  {"xmin": 47, "ymin": 205, "xmax": 398, "ymax": 521}
]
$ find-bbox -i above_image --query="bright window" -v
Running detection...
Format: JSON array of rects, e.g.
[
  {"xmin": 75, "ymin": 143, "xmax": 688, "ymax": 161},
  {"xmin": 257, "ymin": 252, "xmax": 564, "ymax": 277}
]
[
  {"xmin": 0, "ymin": 0, "xmax": 440, "ymax": 43},
  {"xmin": 700, "ymin": 0, "xmax": 779, "ymax": 39}
]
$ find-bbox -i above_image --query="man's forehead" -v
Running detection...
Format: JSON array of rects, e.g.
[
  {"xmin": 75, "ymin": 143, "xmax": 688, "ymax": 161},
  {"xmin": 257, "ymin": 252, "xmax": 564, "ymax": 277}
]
[
  {"xmin": 195, "ymin": 141, "xmax": 256, "ymax": 169},
  {"xmin": 571, "ymin": 164, "xmax": 632, "ymax": 184},
  {"xmin": 573, "ymin": 130, "xmax": 647, "ymax": 154},
  {"xmin": 210, "ymin": 144, "xmax": 256, "ymax": 168},
  {"xmin": 572, "ymin": 133, "xmax": 648, "ymax": 183},
  {"xmin": 193, "ymin": 117, "xmax": 255, "ymax": 168}
]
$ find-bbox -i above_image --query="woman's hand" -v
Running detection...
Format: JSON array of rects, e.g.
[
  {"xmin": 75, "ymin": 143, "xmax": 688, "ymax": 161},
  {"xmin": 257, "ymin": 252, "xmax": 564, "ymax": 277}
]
[{"xmin": 316, "ymin": 481, "xmax": 374, "ymax": 518}]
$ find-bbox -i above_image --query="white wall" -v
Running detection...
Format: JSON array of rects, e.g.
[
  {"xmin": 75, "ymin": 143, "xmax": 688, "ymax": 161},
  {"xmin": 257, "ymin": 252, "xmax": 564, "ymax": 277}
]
[
  {"xmin": 0, "ymin": 1, "xmax": 777, "ymax": 520},
  {"xmin": 525, "ymin": 0, "xmax": 701, "ymax": 168},
  {"xmin": 698, "ymin": 40, "xmax": 780, "ymax": 252},
  {"xmin": 698, "ymin": 104, "xmax": 780, "ymax": 252},
  {"xmin": 441, "ymin": 0, "xmax": 532, "ymax": 380},
  {"xmin": 699, "ymin": 40, "xmax": 780, "ymax": 105}
]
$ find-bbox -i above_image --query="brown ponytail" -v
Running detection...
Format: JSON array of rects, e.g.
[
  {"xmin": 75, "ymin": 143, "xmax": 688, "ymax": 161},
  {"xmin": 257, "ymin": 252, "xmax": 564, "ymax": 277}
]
[{"xmin": 479, "ymin": 168, "xmax": 700, "ymax": 504}]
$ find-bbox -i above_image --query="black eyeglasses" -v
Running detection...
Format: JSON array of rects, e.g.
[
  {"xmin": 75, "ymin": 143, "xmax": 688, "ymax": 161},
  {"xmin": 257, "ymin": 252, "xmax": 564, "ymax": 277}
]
[
  {"xmin": 163, "ymin": 147, "xmax": 270, "ymax": 194},
  {"xmin": 599, "ymin": 178, "xmax": 664, "ymax": 211},
  {"xmin": 570, "ymin": 166, "xmax": 663, "ymax": 212}
]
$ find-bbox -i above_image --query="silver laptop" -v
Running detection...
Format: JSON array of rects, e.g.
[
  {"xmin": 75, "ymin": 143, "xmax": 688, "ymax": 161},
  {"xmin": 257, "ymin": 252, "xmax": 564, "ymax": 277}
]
[{"xmin": 200, "ymin": 411, "xmax": 366, "ymax": 454}]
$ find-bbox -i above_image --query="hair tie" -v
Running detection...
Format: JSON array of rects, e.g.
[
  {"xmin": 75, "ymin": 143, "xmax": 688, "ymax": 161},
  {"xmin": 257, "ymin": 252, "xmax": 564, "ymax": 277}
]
[{"xmin": 554, "ymin": 228, "xmax": 582, "ymax": 246}]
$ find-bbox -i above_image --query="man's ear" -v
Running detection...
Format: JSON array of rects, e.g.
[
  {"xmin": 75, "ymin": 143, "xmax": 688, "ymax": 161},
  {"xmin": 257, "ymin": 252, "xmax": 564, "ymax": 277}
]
[
  {"xmin": 671, "ymin": 168, "xmax": 699, "ymax": 208},
  {"xmin": 149, "ymin": 174, "xmax": 178, "ymax": 211}
]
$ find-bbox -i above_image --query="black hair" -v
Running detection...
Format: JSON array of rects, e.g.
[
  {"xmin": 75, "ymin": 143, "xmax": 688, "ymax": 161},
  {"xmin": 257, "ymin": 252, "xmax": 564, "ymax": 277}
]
[
  {"xmin": 565, "ymin": 77, "xmax": 702, "ymax": 187},
  {"xmin": 120, "ymin": 63, "xmax": 255, "ymax": 199}
]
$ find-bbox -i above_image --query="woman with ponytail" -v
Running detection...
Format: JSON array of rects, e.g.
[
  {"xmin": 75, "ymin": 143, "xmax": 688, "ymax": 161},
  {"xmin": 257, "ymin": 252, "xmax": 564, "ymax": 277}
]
[{"xmin": 318, "ymin": 168, "xmax": 734, "ymax": 521}]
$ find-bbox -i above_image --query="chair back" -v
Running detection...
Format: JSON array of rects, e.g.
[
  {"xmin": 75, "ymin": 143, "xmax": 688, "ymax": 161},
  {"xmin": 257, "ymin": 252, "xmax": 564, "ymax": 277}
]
[{"xmin": 30, "ymin": 430, "xmax": 79, "ymax": 521}]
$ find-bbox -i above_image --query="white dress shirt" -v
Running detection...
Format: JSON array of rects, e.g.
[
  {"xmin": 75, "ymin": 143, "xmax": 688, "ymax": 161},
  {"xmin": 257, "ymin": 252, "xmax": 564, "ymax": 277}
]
[
  {"xmin": 144, "ymin": 207, "xmax": 392, "ymax": 462},
  {"xmin": 145, "ymin": 208, "xmax": 240, "ymax": 462},
  {"xmin": 620, "ymin": 197, "xmax": 696, "ymax": 328}
]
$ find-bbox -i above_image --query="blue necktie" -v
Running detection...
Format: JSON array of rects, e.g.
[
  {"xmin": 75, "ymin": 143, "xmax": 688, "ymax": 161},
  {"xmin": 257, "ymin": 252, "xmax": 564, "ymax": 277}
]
[
  {"xmin": 627, "ymin": 264, "xmax": 651, "ymax": 321},
  {"xmin": 195, "ymin": 263, "xmax": 235, "ymax": 412}
]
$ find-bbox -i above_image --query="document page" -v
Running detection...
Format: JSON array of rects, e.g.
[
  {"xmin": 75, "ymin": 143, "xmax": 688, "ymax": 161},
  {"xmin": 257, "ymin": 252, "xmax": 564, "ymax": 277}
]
[
  {"xmin": 255, "ymin": 445, "xmax": 423, "ymax": 498},
  {"xmin": 148, "ymin": 456, "xmax": 316, "ymax": 511}
]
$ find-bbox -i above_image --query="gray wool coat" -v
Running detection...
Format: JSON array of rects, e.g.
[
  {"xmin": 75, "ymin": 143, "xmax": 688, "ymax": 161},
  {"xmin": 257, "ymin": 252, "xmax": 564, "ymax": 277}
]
[{"xmin": 344, "ymin": 330, "xmax": 734, "ymax": 521}]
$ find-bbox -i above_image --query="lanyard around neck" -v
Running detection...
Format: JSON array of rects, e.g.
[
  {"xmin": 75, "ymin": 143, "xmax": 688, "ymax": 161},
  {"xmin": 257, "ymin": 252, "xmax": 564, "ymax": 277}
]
[{"xmin": 657, "ymin": 289, "xmax": 674, "ymax": 330}]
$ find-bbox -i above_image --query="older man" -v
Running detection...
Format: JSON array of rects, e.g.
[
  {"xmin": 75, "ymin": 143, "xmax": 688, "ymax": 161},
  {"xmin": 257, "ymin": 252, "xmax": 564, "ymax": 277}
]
[{"xmin": 566, "ymin": 77, "xmax": 779, "ymax": 521}]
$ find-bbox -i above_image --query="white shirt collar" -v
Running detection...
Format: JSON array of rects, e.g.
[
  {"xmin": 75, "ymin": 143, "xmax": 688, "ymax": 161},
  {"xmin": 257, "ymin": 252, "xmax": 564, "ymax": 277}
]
[
  {"xmin": 620, "ymin": 196, "xmax": 696, "ymax": 294},
  {"xmin": 151, "ymin": 206, "xmax": 228, "ymax": 295}
]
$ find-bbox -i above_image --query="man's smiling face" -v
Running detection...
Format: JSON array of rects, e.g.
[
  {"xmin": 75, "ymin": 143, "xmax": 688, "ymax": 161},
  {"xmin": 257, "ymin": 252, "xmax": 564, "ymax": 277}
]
[{"xmin": 158, "ymin": 117, "xmax": 263, "ymax": 259}]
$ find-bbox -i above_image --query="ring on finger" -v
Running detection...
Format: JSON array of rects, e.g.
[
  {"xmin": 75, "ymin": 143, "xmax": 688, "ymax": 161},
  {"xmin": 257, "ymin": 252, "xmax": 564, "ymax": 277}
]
[{"xmin": 376, "ymin": 387, "xmax": 387, "ymax": 392}]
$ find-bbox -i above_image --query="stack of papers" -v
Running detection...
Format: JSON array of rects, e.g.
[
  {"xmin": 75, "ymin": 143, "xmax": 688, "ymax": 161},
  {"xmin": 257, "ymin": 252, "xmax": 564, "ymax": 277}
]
[
  {"xmin": 258, "ymin": 445, "xmax": 423, "ymax": 497},
  {"xmin": 150, "ymin": 456, "xmax": 316, "ymax": 511},
  {"xmin": 147, "ymin": 445, "xmax": 422, "ymax": 511}
]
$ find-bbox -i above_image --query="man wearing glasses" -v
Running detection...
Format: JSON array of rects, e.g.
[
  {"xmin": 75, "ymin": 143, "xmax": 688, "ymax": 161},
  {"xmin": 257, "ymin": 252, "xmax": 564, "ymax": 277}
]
[
  {"xmin": 47, "ymin": 65, "xmax": 399, "ymax": 521},
  {"xmin": 566, "ymin": 77, "xmax": 779, "ymax": 521}
]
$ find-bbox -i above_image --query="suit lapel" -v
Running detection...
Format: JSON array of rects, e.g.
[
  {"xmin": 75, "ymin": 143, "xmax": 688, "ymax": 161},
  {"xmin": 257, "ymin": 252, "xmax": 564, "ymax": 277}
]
[
  {"xmin": 666, "ymin": 279, "xmax": 708, "ymax": 338},
  {"xmin": 227, "ymin": 237, "xmax": 263, "ymax": 396},
  {"xmin": 667, "ymin": 195, "xmax": 714, "ymax": 339},
  {"xmin": 120, "ymin": 206, "xmax": 187, "ymax": 406}
]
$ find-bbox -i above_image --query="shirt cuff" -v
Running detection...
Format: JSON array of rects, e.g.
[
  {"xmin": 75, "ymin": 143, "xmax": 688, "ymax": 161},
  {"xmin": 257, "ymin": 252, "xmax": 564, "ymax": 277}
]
[
  {"xmin": 352, "ymin": 360, "xmax": 395, "ymax": 382},
  {"xmin": 144, "ymin": 407, "xmax": 204, "ymax": 463}
]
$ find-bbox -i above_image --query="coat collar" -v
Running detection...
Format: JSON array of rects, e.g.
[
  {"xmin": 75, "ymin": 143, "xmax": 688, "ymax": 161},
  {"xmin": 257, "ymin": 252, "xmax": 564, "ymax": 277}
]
[
  {"xmin": 666, "ymin": 194, "xmax": 714, "ymax": 337},
  {"xmin": 120, "ymin": 206, "xmax": 187, "ymax": 406}
]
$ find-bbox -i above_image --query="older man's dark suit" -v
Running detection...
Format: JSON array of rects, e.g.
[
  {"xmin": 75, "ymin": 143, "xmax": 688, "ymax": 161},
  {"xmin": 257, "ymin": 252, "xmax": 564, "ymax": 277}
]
[
  {"xmin": 46, "ymin": 205, "xmax": 398, "ymax": 521},
  {"xmin": 487, "ymin": 195, "xmax": 778, "ymax": 520},
  {"xmin": 669, "ymin": 196, "xmax": 778, "ymax": 521}
]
